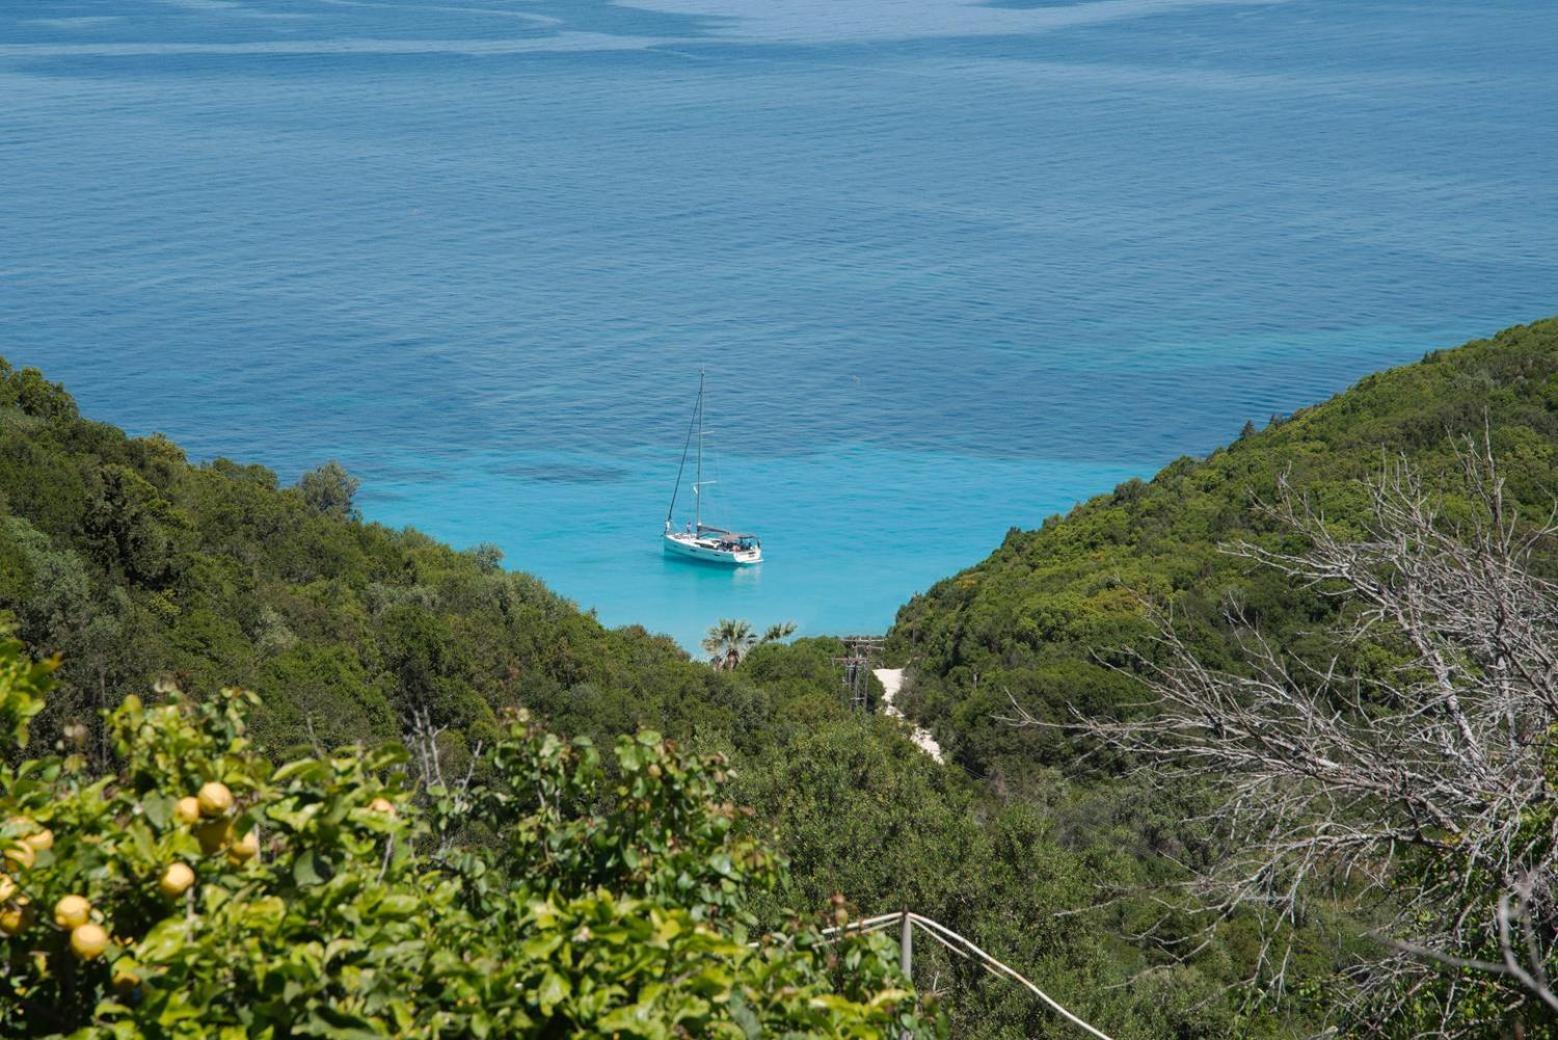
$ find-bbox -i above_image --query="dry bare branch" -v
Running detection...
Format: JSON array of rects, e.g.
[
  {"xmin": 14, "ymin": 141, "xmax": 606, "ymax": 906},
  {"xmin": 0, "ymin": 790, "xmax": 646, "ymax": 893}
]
[{"xmin": 1017, "ymin": 438, "xmax": 1558, "ymax": 1035}]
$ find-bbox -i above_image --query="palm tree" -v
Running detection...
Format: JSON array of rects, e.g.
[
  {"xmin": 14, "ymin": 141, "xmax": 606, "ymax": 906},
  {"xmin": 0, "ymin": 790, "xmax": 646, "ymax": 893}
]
[
  {"xmin": 701, "ymin": 619, "xmax": 796, "ymax": 670},
  {"xmin": 761, "ymin": 621, "xmax": 796, "ymax": 644},
  {"xmin": 702, "ymin": 618, "xmax": 755, "ymax": 670}
]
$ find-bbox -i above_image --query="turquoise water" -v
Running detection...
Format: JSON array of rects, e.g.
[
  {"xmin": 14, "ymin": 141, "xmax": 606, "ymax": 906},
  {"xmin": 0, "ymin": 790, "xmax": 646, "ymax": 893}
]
[{"xmin": 3, "ymin": 0, "xmax": 1554, "ymax": 650}]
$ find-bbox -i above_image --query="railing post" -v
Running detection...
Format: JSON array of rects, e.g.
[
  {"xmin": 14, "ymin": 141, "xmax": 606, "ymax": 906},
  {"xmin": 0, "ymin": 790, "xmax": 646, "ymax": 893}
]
[{"xmin": 900, "ymin": 911, "xmax": 913, "ymax": 1040}]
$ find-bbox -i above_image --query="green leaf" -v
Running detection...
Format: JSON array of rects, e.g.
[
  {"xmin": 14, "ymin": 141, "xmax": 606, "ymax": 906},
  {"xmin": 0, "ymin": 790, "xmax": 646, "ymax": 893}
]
[
  {"xmin": 293, "ymin": 848, "xmax": 332, "ymax": 887},
  {"xmin": 142, "ymin": 791, "xmax": 173, "ymax": 830},
  {"xmin": 537, "ymin": 971, "xmax": 570, "ymax": 1015},
  {"xmin": 729, "ymin": 993, "xmax": 762, "ymax": 1040},
  {"xmin": 138, "ymin": 917, "xmax": 191, "ymax": 962}
]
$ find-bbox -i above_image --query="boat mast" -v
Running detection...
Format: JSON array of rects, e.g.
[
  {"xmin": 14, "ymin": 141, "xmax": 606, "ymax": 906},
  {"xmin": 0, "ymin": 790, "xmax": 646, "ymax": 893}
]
[
  {"xmin": 666, "ymin": 372, "xmax": 701, "ymax": 531},
  {"xmin": 694, "ymin": 370, "xmax": 704, "ymax": 531}
]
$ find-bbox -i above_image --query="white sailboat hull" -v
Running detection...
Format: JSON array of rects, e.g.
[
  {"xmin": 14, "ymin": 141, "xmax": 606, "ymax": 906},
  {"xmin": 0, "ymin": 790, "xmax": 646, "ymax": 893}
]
[{"xmin": 663, "ymin": 532, "xmax": 762, "ymax": 566}]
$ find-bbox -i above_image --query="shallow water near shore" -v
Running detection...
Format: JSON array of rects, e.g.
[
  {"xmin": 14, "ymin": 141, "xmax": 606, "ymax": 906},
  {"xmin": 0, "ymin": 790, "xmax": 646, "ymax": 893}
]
[{"xmin": 4, "ymin": 0, "xmax": 1555, "ymax": 650}]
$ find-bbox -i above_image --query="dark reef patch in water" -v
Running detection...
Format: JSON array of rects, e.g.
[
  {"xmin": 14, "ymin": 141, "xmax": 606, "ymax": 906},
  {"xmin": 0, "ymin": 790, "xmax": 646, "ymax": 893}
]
[{"xmin": 499, "ymin": 463, "xmax": 630, "ymax": 485}]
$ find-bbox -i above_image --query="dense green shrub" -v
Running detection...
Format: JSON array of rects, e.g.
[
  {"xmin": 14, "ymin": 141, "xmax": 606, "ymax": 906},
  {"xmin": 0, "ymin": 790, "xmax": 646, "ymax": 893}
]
[
  {"xmin": 891, "ymin": 319, "xmax": 1558, "ymax": 781},
  {"xmin": 0, "ymin": 634, "xmax": 937, "ymax": 1038},
  {"xmin": 886, "ymin": 319, "xmax": 1558, "ymax": 1034}
]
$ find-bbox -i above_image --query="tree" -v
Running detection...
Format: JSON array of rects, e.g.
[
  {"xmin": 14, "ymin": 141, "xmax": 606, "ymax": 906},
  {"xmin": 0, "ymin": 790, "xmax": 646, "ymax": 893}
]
[
  {"xmin": 0, "ymin": 515, "xmax": 93, "ymax": 653},
  {"xmin": 0, "ymin": 363, "xmax": 78, "ymax": 422},
  {"xmin": 81, "ymin": 465, "xmax": 186, "ymax": 587},
  {"xmin": 703, "ymin": 619, "xmax": 797, "ymax": 670},
  {"xmin": 1056, "ymin": 441, "xmax": 1558, "ymax": 1035},
  {"xmin": 467, "ymin": 542, "xmax": 504, "ymax": 574},
  {"xmin": 762, "ymin": 621, "xmax": 798, "ymax": 644},
  {"xmin": 296, "ymin": 460, "xmax": 361, "ymax": 519},
  {"xmin": 0, "ymin": 633, "xmax": 940, "ymax": 1038},
  {"xmin": 704, "ymin": 619, "xmax": 757, "ymax": 670}
]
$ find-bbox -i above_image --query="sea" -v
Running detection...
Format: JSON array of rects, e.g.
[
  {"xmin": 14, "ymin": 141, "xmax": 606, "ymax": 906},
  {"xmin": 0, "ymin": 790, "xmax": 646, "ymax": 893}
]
[{"xmin": 3, "ymin": 0, "xmax": 1555, "ymax": 651}]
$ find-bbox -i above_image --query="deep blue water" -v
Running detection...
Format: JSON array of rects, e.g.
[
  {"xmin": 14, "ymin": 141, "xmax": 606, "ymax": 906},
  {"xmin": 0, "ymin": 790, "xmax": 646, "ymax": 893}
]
[{"xmin": 3, "ymin": 0, "xmax": 1554, "ymax": 650}]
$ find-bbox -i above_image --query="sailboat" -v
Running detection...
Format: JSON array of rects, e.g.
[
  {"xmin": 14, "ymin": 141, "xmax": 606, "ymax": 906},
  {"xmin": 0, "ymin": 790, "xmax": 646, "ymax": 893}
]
[{"xmin": 663, "ymin": 373, "xmax": 763, "ymax": 566}]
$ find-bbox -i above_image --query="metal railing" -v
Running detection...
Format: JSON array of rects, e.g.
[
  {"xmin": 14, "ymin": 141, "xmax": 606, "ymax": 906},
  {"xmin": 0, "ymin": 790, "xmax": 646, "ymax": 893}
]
[{"xmin": 820, "ymin": 911, "xmax": 1117, "ymax": 1040}]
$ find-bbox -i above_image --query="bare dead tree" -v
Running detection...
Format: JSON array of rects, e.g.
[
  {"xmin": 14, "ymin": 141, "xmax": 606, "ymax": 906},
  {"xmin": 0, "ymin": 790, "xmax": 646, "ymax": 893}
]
[
  {"xmin": 403, "ymin": 704, "xmax": 483, "ymax": 854},
  {"xmin": 406, "ymin": 704, "xmax": 449, "ymax": 792},
  {"xmin": 1022, "ymin": 439, "xmax": 1558, "ymax": 1036}
]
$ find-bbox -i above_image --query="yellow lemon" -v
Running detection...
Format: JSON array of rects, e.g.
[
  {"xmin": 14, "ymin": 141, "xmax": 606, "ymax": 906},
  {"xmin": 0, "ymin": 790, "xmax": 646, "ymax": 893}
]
[
  {"xmin": 112, "ymin": 968, "xmax": 140, "ymax": 996},
  {"xmin": 0, "ymin": 903, "xmax": 33, "ymax": 936},
  {"xmin": 226, "ymin": 829, "xmax": 260, "ymax": 865},
  {"xmin": 159, "ymin": 862, "xmax": 195, "ymax": 899},
  {"xmin": 70, "ymin": 923, "xmax": 109, "ymax": 960},
  {"xmin": 3, "ymin": 843, "xmax": 35, "ymax": 872},
  {"xmin": 53, "ymin": 895, "xmax": 91, "ymax": 929},
  {"xmin": 196, "ymin": 782, "xmax": 234, "ymax": 817},
  {"xmin": 0, "ymin": 873, "xmax": 15, "ymax": 902},
  {"xmin": 368, "ymin": 797, "xmax": 396, "ymax": 816},
  {"xmin": 174, "ymin": 797, "xmax": 202, "ymax": 825},
  {"xmin": 22, "ymin": 828, "xmax": 52, "ymax": 852}
]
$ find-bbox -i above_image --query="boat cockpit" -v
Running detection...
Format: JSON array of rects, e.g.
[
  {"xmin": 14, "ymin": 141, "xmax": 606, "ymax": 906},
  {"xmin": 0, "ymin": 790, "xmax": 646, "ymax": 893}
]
[{"xmin": 681, "ymin": 524, "xmax": 758, "ymax": 552}]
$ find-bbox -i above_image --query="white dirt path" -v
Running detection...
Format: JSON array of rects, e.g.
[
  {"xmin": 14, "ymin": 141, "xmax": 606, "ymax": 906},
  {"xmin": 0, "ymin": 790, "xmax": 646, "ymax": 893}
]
[{"xmin": 871, "ymin": 668, "xmax": 945, "ymax": 763}]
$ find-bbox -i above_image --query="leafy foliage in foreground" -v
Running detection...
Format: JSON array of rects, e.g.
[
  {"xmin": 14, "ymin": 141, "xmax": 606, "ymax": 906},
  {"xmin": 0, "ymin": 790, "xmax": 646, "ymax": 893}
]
[{"xmin": 0, "ymin": 634, "xmax": 936, "ymax": 1038}]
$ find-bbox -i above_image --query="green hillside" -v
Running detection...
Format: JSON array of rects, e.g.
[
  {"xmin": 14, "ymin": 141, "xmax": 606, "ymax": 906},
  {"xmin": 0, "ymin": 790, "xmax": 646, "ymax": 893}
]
[
  {"xmin": 0, "ymin": 356, "xmax": 1285, "ymax": 1038},
  {"xmin": 7, "ymin": 321, "xmax": 1554, "ymax": 1037},
  {"xmin": 889, "ymin": 319, "xmax": 1558, "ymax": 783},
  {"xmin": 0, "ymin": 358, "xmax": 843, "ymax": 762}
]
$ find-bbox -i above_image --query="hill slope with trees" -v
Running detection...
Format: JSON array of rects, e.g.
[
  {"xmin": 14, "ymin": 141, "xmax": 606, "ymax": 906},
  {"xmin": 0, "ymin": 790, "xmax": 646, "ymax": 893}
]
[
  {"xmin": 8, "ymin": 319, "xmax": 1555, "ymax": 1037},
  {"xmin": 0, "ymin": 358, "xmax": 839, "ymax": 764},
  {"xmin": 0, "ymin": 356, "xmax": 1288, "ymax": 1037},
  {"xmin": 890, "ymin": 319, "xmax": 1558, "ymax": 784},
  {"xmin": 887, "ymin": 319, "xmax": 1558, "ymax": 1035}
]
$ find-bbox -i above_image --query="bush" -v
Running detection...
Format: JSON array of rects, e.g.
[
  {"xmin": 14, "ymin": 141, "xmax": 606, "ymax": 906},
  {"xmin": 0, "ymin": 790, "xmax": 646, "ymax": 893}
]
[{"xmin": 0, "ymin": 634, "xmax": 939, "ymax": 1039}]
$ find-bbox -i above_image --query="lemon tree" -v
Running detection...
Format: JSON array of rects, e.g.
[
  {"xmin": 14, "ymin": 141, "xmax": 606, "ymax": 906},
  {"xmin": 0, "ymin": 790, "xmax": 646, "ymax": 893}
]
[{"xmin": 0, "ymin": 632, "xmax": 939, "ymax": 1038}]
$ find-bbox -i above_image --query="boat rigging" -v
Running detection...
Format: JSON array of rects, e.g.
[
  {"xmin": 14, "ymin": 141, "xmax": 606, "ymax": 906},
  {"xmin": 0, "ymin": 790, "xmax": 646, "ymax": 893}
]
[{"xmin": 663, "ymin": 372, "xmax": 763, "ymax": 566}]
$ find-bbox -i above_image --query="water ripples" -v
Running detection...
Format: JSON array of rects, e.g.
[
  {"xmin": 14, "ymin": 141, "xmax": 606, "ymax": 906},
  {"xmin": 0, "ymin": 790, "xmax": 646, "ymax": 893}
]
[{"xmin": 3, "ymin": 0, "xmax": 1554, "ymax": 644}]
